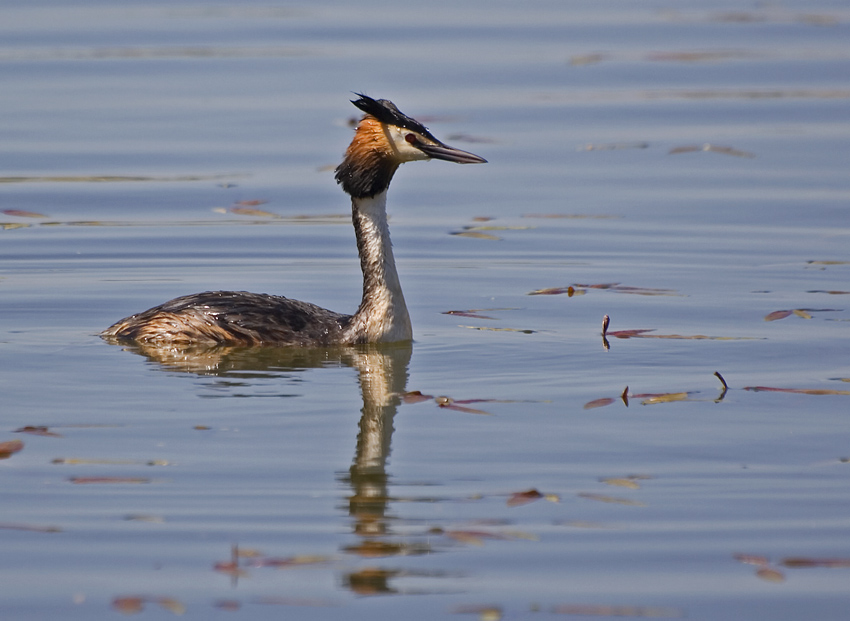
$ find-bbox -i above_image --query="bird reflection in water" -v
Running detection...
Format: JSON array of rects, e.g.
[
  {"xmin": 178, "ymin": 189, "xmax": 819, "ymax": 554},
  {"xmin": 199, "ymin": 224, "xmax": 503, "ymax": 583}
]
[{"xmin": 110, "ymin": 340, "xmax": 445, "ymax": 595}]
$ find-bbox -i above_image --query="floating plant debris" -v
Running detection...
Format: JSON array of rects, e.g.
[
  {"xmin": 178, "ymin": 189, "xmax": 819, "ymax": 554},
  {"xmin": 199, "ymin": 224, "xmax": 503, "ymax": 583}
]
[
  {"xmin": 112, "ymin": 595, "xmax": 185, "ymax": 615},
  {"xmin": 435, "ymin": 395, "xmax": 492, "ymax": 415},
  {"xmin": 451, "ymin": 230, "xmax": 501, "ymax": 240},
  {"xmin": 14, "ymin": 426, "xmax": 62, "ymax": 437},
  {"xmin": 462, "ymin": 225, "xmax": 533, "ymax": 231},
  {"xmin": 583, "ymin": 397, "xmax": 617, "ymax": 410},
  {"xmin": 0, "ymin": 440, "xmax": 24, "ymax": 459},
  {"xmin": 442, "ymin": 309, "xmax": 506, "ymax": 320},
  {"xmin": 230, "ymin": 206, "xmax": 279, "ymax": 218},
  {"xmin": 452, "ymin": 604, "xmax": 503, "ymax": 620},
  {"xmin": 600, "ymin": 477, "xmax": 642, "ymax": 490},
  {"xmin": 459, "ymin": 325, "xmax": 536, "ymax": 334},
  {"xmin": 640, "ymin": 392, "xmax": 691, "ymax": 405},
  {"xmin": 734, "ymin": 554, "xmax": 771, "ymax": 567},
  {"xmin": 53, "ymin": 457, "xmax": 169, "ymax": 466},
  {"xmin": 606, "ymin": 329, "xmax": 759, "ymax": 341},
  {"xmin": 780, "ymin": 557, "xmax": 850, "ymax": 568},
  {"xmin": 669, "ymin": 143, "xmax": 755, "ymax": 157},
  {"xmin": 577, "ymin": 493, "xmax": 646, "ymax": 507},
  {"xmin": 764, "ymin": 308, "xmax": 840, "ymax": 321},
  {"xmin": 2, "ymin": 209, "xmax": 48, "ymax": 218},
  {"xmin": 756, "ymin": 567, "xmax": 786, "ymax": 582},
  {"xmin": 507, "ymin": 488, "xmax": 544, "ymax": 507},
  {"xmin": 0, "ymin": 522, "xmax": 61, "ymax": 533},
  {"xmin": 528, "ymin": 283, "xmax": 678, "ymax": 297},
  {"xmin": 250, "ymin": 554, "xmax": 335, "ymax": 569},
  {"xmin": 744, "ymin": 386, "xmax": 850, "ymax": 396}
]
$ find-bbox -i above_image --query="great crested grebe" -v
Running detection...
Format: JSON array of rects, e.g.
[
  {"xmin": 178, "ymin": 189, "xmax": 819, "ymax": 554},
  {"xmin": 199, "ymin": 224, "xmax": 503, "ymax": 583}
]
[{"xmin": 102, "ymin": 94, "xmax": 487, "ymax": 347}]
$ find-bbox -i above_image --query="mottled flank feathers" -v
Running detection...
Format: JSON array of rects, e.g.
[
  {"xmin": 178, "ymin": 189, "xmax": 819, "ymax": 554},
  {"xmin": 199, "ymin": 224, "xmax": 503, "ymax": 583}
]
[{"xmin": 102, "ymin": 291, "xmax": 352, "ymax": 347}]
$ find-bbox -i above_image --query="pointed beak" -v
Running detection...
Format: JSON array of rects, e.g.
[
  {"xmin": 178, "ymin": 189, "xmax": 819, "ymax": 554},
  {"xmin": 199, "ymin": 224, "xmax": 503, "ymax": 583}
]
[{"xmin": 417, "ymin": 141, "xmax": 487, "ymax": 164}]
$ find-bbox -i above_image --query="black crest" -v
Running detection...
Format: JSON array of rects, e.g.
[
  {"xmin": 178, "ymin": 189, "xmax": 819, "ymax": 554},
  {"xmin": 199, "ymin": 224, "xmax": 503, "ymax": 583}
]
[{"xmin": 350, "ymin": 93, "xmax": 437, "ymax": 141}]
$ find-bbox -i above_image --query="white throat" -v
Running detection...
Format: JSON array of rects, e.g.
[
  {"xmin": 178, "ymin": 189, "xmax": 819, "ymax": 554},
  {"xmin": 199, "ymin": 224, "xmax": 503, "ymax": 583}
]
[{"xmin": 344, "ymin": 191, "xmax": 412, "ymax": 343}]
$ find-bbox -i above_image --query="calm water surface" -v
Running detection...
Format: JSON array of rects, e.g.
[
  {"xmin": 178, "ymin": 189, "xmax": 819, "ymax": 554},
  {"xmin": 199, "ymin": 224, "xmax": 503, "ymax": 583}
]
[{"xmin": 2, "ymin": 1, "xmax": 849, "ymax": 619}]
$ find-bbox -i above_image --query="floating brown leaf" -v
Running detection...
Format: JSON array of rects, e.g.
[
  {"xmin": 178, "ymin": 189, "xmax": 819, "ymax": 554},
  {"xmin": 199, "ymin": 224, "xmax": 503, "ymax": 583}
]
[
  {"xmin": 744, "ymin": 386, "xmax": 850, "ymax": 396},
  {"xmin": 453, "ymin": 604, "xmax": 503, "ymax": 620},
  {"xmin": 14, "ymin": 425, "xmax": 62, "ymax": 437},
  {"xmin": 435, "ymin": 396, "xmax": 492, "ymax": 415},
  {"xmin": 124, "ymin": 514, "xmax": 164, "ymax": 523},
  {"xmin": 528, "ymin": 286, "xmax": 577, "ymax": 296},
  {"xmin": 756, "ymin": 567, "xmax": 786, "ymax": 582},
  {"xmin": 647, "ymin": 51, "xmax": 753, "ymax": 63},
  {"xmin": 230, "ymin": 206, "xmax": 278, "ymax": 218},
  {"xmin": 459, "ymin": 325, "xmax": 535, "ymax": 334},
  {"xmin": 507, "ymin": 488, "xmax": 544, "ymax": 507},
  {"xmin": 0, "ymin": 522, "xmax": 61, "ymax": 533},
  {"xmin": 112, "ymin": 596, "xmax": 145, "ymax": 614},
  {"xmin": 575, "ymin": 283, "xmax": 679, "ymax": 296},
  {"xmin": 112, "ymin": 596, "xmax": 185, "ymax": 615},
  {"xmin": 2, "ymin": 209, "xmax": 48, "ymax": 218},
  {"xmin": 780, "ymin": 557, "xmax": 850, "ymax": 568},
  {"xmin": 583, "ymin": 397, "xmax": 616, "ymax": 410},
  {"xmin": 609, "ymin": 329, "xmax": 757, "ymax": 341},
  {"xmin": 53, "ymin": 457, "xmax": 169, "ymax": 466},
  {"xmin": 398, "ymin": 390, "xmax": 433, "ymax": 404},
  {"xmin": 578, "ymin": 493, "xmax": 646, "ymax": 507},
  {"xmin": 765, "ymin": 310, "xmax": 793, "ymax": 321},
  {"xmin": 69, "ymin": 476, "xmax": 151, "ymax": 484},
  {"xmin": 463, "ymin": 225, "xmax": 532, "ymax": 232},
  {"xmin": 764, "ymin": 308, "xmax": 837, "ymax": 321},
  {"xmin": 445, "ymin": 530, "xmax": 503, "ymax": 546},
  {"xmin": 451, "ymin": 231, "xmax": 501, "ymax": 240},
  {"xmin": 0, "ymin": 439, "xmax": 24, "ymax": 459},
  {"xmin": 251, "ymin": 554, "xmax": 333, "ymax": 568},
  {"xmin": 530, "ymin": 283, "xmax": 678, "ymax": 297},
  {"xmin": 641, "ymin": 392, "xmax": 690, "ymax": 405},
  {"xmin": 569, "ymin": 53, "xmax": 609, "ymax": 66},
  {"xmin": 607, "ymin": 329, "xmax": 657, "ymax": 338},
  {"xmin": 669, "ymin": 143, "xmax": 755, "ymax": 158},
  {"xmin": 213, "ymin": 561, "xmax": 247, "ymax": 577},
  {"xmin": 733, "ymin": 553, "xmax": 770, "ymax": 567},
  {"xmin": 443, "ymin": 310, "xmax": 498, "ymax": 320},
  {"xmin": 600, "ymin": 478, "xmax": 641, "ymax": 490},
  {"xmin": 157, "ymin": 598, "xmax": 186, "ymax": 615}
]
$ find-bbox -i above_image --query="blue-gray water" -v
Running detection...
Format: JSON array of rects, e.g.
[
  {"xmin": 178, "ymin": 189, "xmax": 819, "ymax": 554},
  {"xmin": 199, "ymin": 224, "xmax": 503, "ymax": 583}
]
[{"xmin": 2, "ymin": 1, "xmax": 849, "ymax": 619}]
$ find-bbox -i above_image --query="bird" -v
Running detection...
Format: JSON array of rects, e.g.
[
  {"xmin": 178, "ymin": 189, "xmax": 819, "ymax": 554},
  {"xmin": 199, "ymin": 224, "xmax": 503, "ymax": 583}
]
[{"xmin": 101, "ymin": 94, "xmax": 487, "ymax": 347}]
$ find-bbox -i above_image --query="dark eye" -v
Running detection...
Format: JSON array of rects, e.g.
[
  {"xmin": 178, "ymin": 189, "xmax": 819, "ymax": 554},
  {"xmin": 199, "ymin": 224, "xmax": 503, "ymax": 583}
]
[{"xmin": 405, "ymin": 133, "xmax": 418, "ymax": 145}]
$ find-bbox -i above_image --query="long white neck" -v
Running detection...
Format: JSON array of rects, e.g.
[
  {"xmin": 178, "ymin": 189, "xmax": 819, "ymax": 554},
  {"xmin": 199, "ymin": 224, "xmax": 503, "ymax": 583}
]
[{"xmin": 344, "ymin": 191, "xmax": 412, "ymax": 343}]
